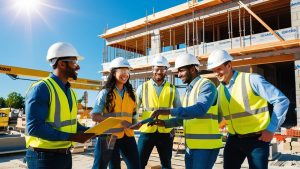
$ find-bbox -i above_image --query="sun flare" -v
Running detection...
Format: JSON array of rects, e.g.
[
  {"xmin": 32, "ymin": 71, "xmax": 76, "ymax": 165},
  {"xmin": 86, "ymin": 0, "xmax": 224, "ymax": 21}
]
[{"xmin": 13, "ymin": 0, "xmax": 41, "ymax": 14}]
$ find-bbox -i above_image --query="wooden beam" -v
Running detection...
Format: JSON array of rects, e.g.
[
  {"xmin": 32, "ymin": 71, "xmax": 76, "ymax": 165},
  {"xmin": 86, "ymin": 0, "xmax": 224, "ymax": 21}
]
[
  {"xmin": 201, "ymin": 54, "xmax": 295, "ymax": 79},
  {"xmin": 238, "ymin": 1, "xmax": 284, "ymax": 42},
  {"xmin": 232, "ymin": 54, "xmax": 294, "ymax": 67},
  {"xmin": 199, "ymin": 39, "xmax": 300, "ymax": 60},
  {"xmin": 101, "ymin": 39, "xmax": 300, "ymax": 75}
]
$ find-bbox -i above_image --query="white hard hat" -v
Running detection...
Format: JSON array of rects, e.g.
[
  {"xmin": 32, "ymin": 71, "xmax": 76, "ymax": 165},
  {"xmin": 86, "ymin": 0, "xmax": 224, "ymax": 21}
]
[
  {"xmin": 46, "ymin": 42, "xmax": 84, "ymax": 62},
  {"xmin": 173, "ymin": 53, "xmax": 200, "ymax": 71},
  {"xmin": 110, "ymin": 57, "xmax": 132, "ymax": 70},
  {"xmin": 151, "ymin": 55, "xmax": 170, "ymax": 68},
  {"xmin": 207, "ymin": 49, "xmax": 233, "ymax": 70}
]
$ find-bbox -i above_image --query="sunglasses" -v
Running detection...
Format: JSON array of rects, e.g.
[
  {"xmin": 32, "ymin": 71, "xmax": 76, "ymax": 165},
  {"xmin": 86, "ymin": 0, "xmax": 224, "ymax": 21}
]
[{"xmin": 61, "ymin": 59, "xmax": 79, "ymax": 64}]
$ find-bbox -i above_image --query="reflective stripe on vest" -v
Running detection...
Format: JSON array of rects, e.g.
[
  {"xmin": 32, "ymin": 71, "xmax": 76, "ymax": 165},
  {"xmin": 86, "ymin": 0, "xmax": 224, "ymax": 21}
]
[
  {"xmin": 140, "ymin": 80, "xmax": 175, "ymax": 133},
  {"xmin": 102, "ymin": 89, "xmax": 135, "ymax": 139},
  {"xmin": 183, "ymin": 77, "xmax": 223, "ymax": 149},
  {"xmin": 25, "ymin": 77, "xmax": 78, "ymax": 149},
  {"xmin": 218, "ymin": 72, "xmax": 270, "ymax": 134}
]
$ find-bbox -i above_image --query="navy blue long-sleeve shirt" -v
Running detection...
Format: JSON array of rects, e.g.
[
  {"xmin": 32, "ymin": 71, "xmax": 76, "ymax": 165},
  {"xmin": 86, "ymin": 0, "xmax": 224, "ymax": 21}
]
[{"xmin": 25, "ymin": 73, "xmax": 88, "ymax": 141}]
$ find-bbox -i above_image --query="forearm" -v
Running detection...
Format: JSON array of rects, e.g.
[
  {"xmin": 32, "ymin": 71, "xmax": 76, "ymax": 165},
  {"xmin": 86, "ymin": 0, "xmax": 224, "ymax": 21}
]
[
  {"xmin": 164, "ymin": 118, "xmax": 183, "ymax": 128},
  {"xmin": 91, "ymin": 113, "xmax": 106, "ymax": 122},
  {"xmin": 26, "ymin": 119, "xmax": 70, "ymax": 141},
  {"xmin": 267, "ymin": 97, "xmax": 290, "ymax": 132},
  {"xmin": 170, "ymin": 104, "xmax": 208, "ymax": 119}
]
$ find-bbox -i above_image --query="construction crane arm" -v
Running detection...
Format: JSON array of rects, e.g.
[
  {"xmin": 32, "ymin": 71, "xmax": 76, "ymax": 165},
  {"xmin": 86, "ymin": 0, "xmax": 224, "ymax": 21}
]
[{"xmin": 0, "ymin": 64, "xmax": 102, "ymax": 91}]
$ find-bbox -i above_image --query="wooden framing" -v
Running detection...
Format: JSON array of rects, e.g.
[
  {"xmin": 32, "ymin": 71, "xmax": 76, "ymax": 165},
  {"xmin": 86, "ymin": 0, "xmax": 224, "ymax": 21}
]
[
  {"xmin": 100, "ymin": 0, "xmax": 231, "ymax": 39},
  {"xmin": 238, "ymin": 1, "xmax": 284, "ymax": 42}
]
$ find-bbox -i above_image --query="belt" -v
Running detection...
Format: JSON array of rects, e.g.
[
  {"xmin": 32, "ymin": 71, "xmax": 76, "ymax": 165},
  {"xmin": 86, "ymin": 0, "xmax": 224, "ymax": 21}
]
[
  {"xmin": 232, "ymin": 131, "xmax": 262, "ymax": 138},
  {"xmin": 28, "ymin": 146, "xmax": 72, "ymax": 154}
]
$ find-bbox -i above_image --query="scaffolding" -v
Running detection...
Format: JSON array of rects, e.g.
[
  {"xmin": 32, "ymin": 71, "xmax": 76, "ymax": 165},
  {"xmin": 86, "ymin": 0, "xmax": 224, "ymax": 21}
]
[{"xmin": 103, "ymin": 0, "xmax": 291, "ymax": 63}]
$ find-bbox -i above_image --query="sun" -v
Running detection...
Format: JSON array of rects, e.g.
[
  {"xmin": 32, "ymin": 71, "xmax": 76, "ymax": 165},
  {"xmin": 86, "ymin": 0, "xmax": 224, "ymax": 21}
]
[
  {"xmin": 8, "ymin": 0, "xmax": 71, "ymax": 35},
  {"xmin": 13, "ymin": 0, "xmax": 41, "ymax": 15}
]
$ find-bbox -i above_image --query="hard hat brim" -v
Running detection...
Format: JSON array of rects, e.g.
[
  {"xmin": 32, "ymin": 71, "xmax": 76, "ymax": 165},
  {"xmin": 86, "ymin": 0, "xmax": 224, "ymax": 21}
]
[
  {"xmin": 110, "ymin": 66, "xmax": 133, "ymax": 71},
  {"xmin": 207, "ymin": 63, "xmax": 221, "ymax": 70},
  {"xmin": 76, "ymin": 55, "xmax": 84, "ymax": 60},
  {"xmin": 207, "ymin": 60, "xmax": 230, "ymax": 70}
]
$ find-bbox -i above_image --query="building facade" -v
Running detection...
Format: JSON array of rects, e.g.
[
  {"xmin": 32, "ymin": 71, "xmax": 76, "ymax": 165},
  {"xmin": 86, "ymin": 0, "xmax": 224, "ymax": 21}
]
[{"xmin": 100, "ymin": 0, "xmax": 300, "ymax": 126}]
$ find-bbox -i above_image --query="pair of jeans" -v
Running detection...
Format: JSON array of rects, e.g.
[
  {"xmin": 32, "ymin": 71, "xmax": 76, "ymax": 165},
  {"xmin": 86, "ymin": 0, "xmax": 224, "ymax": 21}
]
[
  {"xmin": 137, "ymin": 132, "xmax": 174, "ymax": 169},
  {"xmin": 92, "ymin": 135, "xmax": 140, "ymax": 169},
  {"xmin": 25, "ymin": 149, "xmax": 72, "ymax": 169},
  {"xmin": 223, "ymin": 135, "xmax": 269, "ymax": 169},
  {"xmin": 185, "ymin": 148, "xmax": 220, "ymax": 169}
]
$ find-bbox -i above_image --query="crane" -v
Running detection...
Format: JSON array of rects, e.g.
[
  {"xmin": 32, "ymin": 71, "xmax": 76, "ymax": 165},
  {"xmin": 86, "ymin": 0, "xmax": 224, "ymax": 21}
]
[{"xmin": 0, "ymin": 64, "xmax": 103, "ymax": 91}]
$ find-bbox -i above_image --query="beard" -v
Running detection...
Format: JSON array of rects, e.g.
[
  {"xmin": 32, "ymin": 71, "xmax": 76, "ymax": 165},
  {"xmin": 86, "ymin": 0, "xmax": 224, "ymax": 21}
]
[
  {"xmin": 66, "ymin": 65, "xmax": 78, "ymax": 80},
  {"xmin": 181, "ymin": 72, "xmax": 193, "ymax": 84},
  {"xmin": 153, "ymin": 74, "xmax": 165, "ymax": 83}
]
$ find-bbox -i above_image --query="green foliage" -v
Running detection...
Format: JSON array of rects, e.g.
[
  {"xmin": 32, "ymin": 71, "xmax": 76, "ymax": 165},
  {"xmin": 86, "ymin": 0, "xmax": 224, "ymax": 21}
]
[
  {"xmin": 5, "ymin": 92, "xmax": 25, "ymax": 109},
  {"xmin": 0, "ymin": 97, "xmax": 6, "ymax": 108}
]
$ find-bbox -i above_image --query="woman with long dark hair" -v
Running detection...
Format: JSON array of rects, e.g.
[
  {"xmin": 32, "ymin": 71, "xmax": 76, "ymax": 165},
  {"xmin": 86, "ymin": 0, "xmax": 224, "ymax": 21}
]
[{"xmin": 91, "ymin": 57, "xmax": 140, "ymax": 169}]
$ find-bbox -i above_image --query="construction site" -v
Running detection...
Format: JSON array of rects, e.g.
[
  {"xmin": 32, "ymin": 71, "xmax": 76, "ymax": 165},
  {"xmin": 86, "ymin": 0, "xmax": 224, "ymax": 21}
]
[{"xmin": 1, "ymin": 0, "xmax": 300, "ymax": 168}]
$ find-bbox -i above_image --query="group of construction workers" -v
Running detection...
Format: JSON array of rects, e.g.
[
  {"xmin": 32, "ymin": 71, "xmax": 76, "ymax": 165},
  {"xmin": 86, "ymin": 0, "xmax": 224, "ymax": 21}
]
[{"xmin": 25, "ymin": 41, "xmax": 289, "ymax": 169}]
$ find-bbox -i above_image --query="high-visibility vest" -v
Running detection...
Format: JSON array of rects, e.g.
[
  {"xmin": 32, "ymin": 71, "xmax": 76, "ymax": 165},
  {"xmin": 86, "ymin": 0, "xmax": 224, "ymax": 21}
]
[
  {"xmin": 140, "ymin": 80, "xmax": 175, "ymax": 133},
  {"xmin": 25, "ymin": 77, "xmax": 78, "ymax": 149},
  {"xmin": 183, "ymin": 77, "xmax": 222, "ymax": 149},
  {"xmin": 102, "ymin": 89, "xmax": 136, "ymax": 139},
  {"xmin": 218, "ymin": 72, "xmax": 270, "ymax": 134}
]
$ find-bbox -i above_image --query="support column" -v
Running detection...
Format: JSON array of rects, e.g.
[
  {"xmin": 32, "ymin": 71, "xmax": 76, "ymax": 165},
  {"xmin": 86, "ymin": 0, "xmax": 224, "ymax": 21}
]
[
  {"xmin": 294, "ymin": 60, "xmax": 300, "ymax": 125},
  {"xmin": 291, "ymin": 0, "xmax": 300, "ymax": 38},
  {"xmin": 151, "ymin": 29, "xmax": 161, "ymax": 55},
  {"xmin": 292, "ymin": 0, "xmax": 300, "ymax": 125}
]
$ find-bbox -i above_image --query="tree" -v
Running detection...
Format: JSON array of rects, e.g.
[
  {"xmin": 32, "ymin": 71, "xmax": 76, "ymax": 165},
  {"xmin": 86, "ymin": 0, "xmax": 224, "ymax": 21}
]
[
  {"xmin": 5, "ymin": 92, "xmax": 25, "ymax": 109},
  {"xmin": 0, "ymin": 97, "xmax": 6, "ymax": 108}
]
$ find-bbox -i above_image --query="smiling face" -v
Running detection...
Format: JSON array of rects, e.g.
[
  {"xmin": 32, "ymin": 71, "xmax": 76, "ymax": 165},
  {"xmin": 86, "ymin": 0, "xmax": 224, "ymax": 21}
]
[
  {"xmin": 114, "ymin": 67, "xmax": 130, "ymax": 85},
  {"xmin": 177, "ymin": 66, "xmax": 194, "ymax": 84},
  {"xmin": 211, "ymin": 61, "xmax": 233, "ymax": 84},
  {"xmin": 152, "ymin": 66, "xmax": 167, "ymax": 83}
]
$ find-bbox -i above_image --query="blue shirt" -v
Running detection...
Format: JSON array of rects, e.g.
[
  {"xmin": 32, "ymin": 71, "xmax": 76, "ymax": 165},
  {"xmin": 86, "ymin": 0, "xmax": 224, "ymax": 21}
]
[
  {"xmin": 171, "ymin": 76, "xmax": 217, "ymax": 117},
  {"xmin": 25, "ymin": 73, "xmax": 88, "ymax": 141},
  {"xmin": 221, "ymin": 71, "xmax": 289, "ymax": 133},
  {"xmin": 91, "ymin": 86, "xmax": 126, "ymax": 114},
  {"xmin": 165, "ymin": 76, "xmax": 218, "ymax": 128},
  {"xmin": 136, "ymin": 79, "xmax": 182, "ymax": 110}
]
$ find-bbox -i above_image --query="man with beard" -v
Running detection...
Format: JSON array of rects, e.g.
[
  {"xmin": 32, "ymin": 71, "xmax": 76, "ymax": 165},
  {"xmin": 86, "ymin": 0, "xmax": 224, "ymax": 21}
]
[
  {"xmin": 25, "ymin": 42, "xmax": 94, "ymax": 169},
  {"xmin": 207, "ymin": 49, "xmax": 289, "ymax": 169},
  {"xmin": 149, "ymin": 53, "xmax": 222, "ymax": 169},
  {"xmin": 132, "ymin": 55, "xmax": 181, "ymax": 169}
]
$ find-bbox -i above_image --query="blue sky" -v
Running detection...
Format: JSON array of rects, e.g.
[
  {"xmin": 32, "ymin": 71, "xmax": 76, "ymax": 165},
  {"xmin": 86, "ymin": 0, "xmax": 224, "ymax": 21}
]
[{"xmin": 0, "ymin": 0, "xmax": 185, "ymax": 106}]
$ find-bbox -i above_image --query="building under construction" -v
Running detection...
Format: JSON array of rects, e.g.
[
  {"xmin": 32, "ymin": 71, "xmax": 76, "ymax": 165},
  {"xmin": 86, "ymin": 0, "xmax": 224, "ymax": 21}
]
[{"xmin": 100, "ymin": 0, "xmax": 300, "ymax": 126}]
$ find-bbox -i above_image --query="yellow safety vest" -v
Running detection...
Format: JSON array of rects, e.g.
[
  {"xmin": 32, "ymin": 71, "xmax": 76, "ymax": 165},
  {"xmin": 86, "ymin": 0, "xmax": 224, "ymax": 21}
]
[
  {"xmin": 140, "ymin": 80, "xmax": 175, "ymax": 133},
  {"xmin": 25, "ymin": 77, "xmax": 78, "ymax": 149},
  {"xmin": 102, "ymin": 89, "xmax": 136, "ymax": 139},
  {"xmin": 183, "ymin": 77, "xmax": 222, "ymax": 149},
  {"xmin": 218, "ymin": 72, "xmax": 270, "ymax": 134}
]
